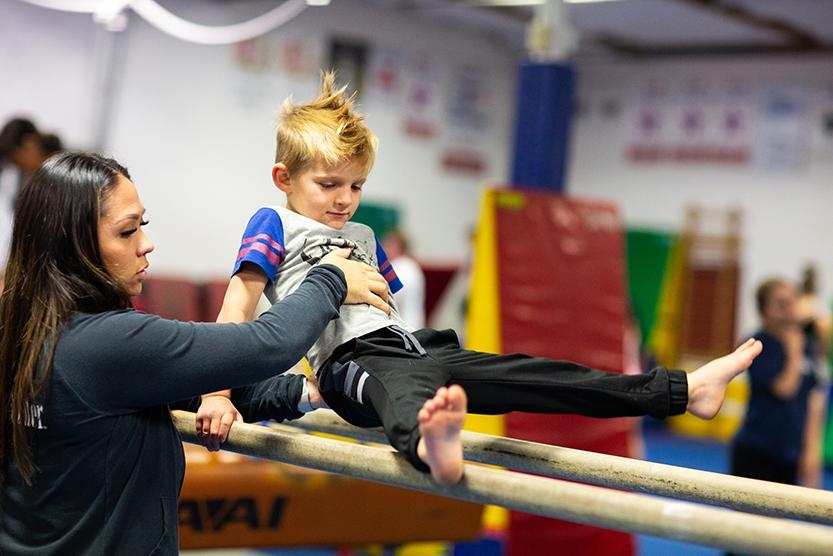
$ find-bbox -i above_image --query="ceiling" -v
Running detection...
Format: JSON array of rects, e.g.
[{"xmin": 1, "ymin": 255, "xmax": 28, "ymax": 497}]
[{"xmin": 387, "ymin": 0, "xmax": 833, "ymax": 59}]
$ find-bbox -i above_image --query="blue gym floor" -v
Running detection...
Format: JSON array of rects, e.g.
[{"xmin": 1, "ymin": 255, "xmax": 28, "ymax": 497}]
[{"xmin": 637, "ymin": 421, "xmax": 833, "ymax": 556}]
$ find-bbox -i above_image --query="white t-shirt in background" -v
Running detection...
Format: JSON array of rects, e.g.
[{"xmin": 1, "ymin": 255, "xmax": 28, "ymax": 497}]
[
  {"xmin": 391, "ymin": 255, "xmax": 426, "ymax": 329},
  {"xmin": 0, "ymin": 165, "xmax": 19, "ymax": 271}
]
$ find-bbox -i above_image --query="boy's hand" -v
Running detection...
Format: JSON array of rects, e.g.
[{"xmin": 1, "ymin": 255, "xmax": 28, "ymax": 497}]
[
  {"xmin": 306, "ymin": 374, "xmax": 328, "ymax": 410},
  {"xmin": 195, "ymin": 395, "xmax": 243, "ymax": 452},
  {"xmin": 320, "ymin": 248, "xmax": 391, "ymax": 315}
]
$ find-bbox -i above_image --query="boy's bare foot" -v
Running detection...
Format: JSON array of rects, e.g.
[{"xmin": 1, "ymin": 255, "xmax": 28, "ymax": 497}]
[
  {"xmin": 416, "ymin": 385, "xmax": 467, "ymax": 485},
  {"xmin": 687, "ymin": 338, "xmax": 763, "ymax": 419}
]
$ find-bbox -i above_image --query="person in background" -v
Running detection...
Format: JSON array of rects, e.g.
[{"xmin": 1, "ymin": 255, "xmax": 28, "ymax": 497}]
[
  {"xmin": 798, "ymin": 264, "xmax": 832, "ymax": 366},
  {"xmin": 731, "ymin": 278, "xmax": 829, "ymax": 488},
  {"xmin": 428, "ymin": 225, "xmax": 476, "ymax": 342},
  {"xmin": 0, "ymin": 118, "xmax": 40, "ymax": 174},
  {"xmin": 0, "ymin": 118, "xmax": 65, "ymax": 279},
  {"xmin": 382, "ymin": 228, "xmax": 426, "ymax": 328},
  {"xmin": 38, "ymin": 133, "xmax": 65, "ymax": 159},
  {"xmin": 0, "ymin": 118, "xmax": 64, "ymax": 189}
]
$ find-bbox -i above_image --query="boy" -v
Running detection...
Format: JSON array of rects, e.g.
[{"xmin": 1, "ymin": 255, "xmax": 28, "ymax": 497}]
[{"xmin": 200, "ymin": 73, "xmax": 762, "ymax": 485}]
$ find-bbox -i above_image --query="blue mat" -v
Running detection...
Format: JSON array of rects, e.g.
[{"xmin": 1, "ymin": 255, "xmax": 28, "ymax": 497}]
[{"xmin": 638, "ymin": 421, "xmax": 833, "ymax": 556}]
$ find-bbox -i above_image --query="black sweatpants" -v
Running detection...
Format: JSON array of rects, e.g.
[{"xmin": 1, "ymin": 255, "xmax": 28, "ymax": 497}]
[{"xmin": 318, "ymin": 326, "xmax": 689, "ymax": 471}]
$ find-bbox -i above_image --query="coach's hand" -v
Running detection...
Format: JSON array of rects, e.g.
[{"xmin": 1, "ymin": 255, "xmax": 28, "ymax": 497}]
[
  {"xmin": 195, "ymin": 394, "xmax": 243, "ymax": 452},
  {"xmin": 321, "ymin": 248, "xmax": 390, "ymax": 315}
]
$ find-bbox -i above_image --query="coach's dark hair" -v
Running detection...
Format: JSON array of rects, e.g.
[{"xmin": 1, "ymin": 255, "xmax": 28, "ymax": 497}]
[{"xmin": 0, "ymin": 152, "xmax": 132, "ymax": 484}]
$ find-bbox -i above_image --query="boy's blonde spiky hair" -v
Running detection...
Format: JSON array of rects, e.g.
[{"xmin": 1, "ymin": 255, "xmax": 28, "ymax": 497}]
[{"xmin": 276, "ymin": 71, "xmax": 378, "ymax": 175}]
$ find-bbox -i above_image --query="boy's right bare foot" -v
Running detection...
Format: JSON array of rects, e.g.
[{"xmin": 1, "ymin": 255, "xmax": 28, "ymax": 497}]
[
  {"xmin": 687, "ymin": 338, "xmax": 763, "ymax": 419},
  {"xmin": 416, "ymin": 385, "xmax": 467, "ymax": 486}
]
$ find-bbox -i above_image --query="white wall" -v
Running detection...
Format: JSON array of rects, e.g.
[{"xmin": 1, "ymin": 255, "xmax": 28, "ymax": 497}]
[
  {"xmin": 1, "ymin": 0, "xmax": 520, "ymax": 278},
  {"xmin": 0, "ymin": 3, "xmax": 101, "ymax": 148},
  {"xmin": 569, "ymin": 55, "xmax": 833, "ymax": 335},
  {"xmin": 11, "ymin": 0, "xmax": 831, "ymax": 338}
]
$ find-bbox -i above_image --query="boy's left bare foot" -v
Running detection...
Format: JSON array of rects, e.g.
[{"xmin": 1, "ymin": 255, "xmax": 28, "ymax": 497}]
[
  {"xmin": 687, "ymin": 338, "xmax": 763, "ymax": 419},
  {"xmin": 416, "ymin": 385, "xmax": 467, "ymax": 485}
]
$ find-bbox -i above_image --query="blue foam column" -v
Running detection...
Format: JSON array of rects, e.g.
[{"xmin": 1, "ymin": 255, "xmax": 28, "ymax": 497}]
[{"xmin": 510, "ymin": 61, "xmax": 575, "ymax": 192}]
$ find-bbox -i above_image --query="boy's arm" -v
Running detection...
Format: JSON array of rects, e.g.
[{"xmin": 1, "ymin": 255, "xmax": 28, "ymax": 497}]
[
  {"xmin": 218, "ymin": 264, "xmax": 270, "ymax": 322},
  {"xmin": 197, "ymin": 264, "xmax": 268, "ymax": 451}
]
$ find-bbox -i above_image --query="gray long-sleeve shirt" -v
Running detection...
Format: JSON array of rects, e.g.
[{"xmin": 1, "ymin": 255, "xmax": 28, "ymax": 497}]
[{"xmin": 0, "ymin": 265, "xmax": 346, "ymax": 555}]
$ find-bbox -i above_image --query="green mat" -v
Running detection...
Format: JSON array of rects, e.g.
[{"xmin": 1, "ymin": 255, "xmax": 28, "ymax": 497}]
[
  {"xmin": 351, "ymin": 202, "xmax": 400, "ymax": 238},
  {"xmin": 625, "ymin": 229, "xmax": 677, "ymax": 343},
  {"xmin": 825, "ymin": 302, "xmax": 833, "ymax": 466}
]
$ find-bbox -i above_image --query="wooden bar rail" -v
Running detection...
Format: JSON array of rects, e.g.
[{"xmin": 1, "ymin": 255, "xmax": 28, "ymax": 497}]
[
  {"xmin": 172, "ymin": 411, "xmax": 833, "ymax": 555},
  {"xmin": 288, "ymin": 409, "xmax": 833, "ymax": 525}
]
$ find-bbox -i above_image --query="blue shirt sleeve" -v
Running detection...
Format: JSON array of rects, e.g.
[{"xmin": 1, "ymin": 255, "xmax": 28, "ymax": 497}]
[
  {"xmin": 232, "ymin": 208, "xmax": 285, "ymax": 283},
  {"xmin": 375, "ymin": 236, "xmax": 403, "ymax": 294},
  {"xmin": 748, "ymin": 333, "xmax": 785, "ymax": 393}
]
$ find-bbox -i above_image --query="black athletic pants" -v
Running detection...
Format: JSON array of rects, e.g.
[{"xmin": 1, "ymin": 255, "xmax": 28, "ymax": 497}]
[{"xmin": 318, "ymin": 326, "xmax": 689, "ymax": 471}]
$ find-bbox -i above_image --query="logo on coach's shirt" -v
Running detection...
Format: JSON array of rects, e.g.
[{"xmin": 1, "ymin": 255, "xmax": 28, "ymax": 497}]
[{"xmin": 22, "ymin": 402, "xmax": 47, "ymax": 430}]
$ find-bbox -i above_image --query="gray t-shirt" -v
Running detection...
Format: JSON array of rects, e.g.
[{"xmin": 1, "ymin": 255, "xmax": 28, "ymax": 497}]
[{"xmin": 233, "ymin": 206, "xmax": 412, "ymax": 372}]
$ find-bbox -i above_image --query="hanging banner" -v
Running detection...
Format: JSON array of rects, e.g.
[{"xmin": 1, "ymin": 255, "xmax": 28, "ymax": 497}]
[{"xmin": 402, "ymin": 55, "xmax": 441, "ymax": 139}]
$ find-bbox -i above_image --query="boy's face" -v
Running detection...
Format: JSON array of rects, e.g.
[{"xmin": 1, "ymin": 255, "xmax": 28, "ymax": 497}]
[{"xmin": 273, "ymin": 158, "xmax": 367, "ymax": 230}]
